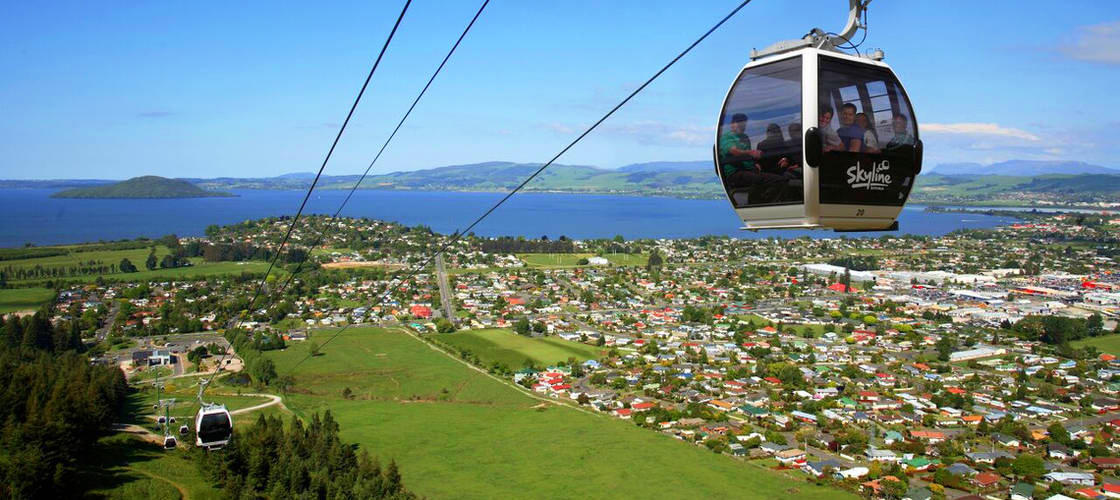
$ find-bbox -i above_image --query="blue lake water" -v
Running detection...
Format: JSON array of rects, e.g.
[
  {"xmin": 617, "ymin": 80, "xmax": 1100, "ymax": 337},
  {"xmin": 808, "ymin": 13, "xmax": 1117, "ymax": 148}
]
[{"xmin": 0, "ymin": 188, "xmax": 1018, "ymax": 247}]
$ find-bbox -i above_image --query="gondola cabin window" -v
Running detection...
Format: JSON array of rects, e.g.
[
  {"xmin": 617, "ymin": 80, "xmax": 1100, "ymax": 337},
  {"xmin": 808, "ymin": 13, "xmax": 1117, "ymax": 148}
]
[
  {"xmin": 716, "ymin": 57, "xmax": 803, "ymax": 208},
  {"xmin": 817, "ymin": 55, "xmax": 918, "ymax": 206}
]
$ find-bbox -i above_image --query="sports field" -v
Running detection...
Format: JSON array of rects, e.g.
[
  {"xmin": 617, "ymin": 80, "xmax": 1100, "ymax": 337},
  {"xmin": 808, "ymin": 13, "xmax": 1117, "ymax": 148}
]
[
  {"xmin": 516, "ymin": 252, "xmax": 648, "ymax": 268},
  {"xmin": 0, "ymin": 287, "xmax": 55, "ymax": 313},
  {"xmin": 439, "ymin": 327, "xmax": 604, "ymax": 368},
  {"xmin": 268, "ymin": 327, "xmax": 849, "ymax": 499}
]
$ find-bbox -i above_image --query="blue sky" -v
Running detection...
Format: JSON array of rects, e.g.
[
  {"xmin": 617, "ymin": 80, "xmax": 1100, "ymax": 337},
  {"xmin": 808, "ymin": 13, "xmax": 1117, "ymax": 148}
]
[{"xmin": 1, "ymin": 0, "xmax": 1118, "ymax": 179}]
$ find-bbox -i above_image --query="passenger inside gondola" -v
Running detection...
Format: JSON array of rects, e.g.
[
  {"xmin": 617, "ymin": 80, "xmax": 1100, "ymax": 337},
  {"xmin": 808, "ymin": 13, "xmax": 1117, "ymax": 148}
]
[
  {"xmin": 819, "ymin": 106, "xmax": 842, "ymax": 152},
  {"xmin": 855, "ymin": 112, "xmax": 880, "ymax": 153},
  {"xmin": 885, "ymin": 114, "xmax": 915, "ymax": 149},
  {"xmin": 718, "ymin": 113, "xmax": 785, "ymax": 201},
  {"xmin": 756, "ymin": 123, "xmax": 789, "ymax": 172},
  {"xmin": 836, "ymin": 103, "xmax": 863, "ymax": 152}
]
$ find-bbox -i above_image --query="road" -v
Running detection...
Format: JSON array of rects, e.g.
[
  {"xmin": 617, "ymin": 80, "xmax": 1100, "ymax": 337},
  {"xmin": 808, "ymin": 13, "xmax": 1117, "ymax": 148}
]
[{"xmin": 96, "ymin": 300, "xmax": 121, "ymax": 341}]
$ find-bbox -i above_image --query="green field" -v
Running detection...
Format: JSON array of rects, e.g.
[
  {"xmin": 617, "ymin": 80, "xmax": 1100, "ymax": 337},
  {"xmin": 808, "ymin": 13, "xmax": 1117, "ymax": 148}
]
[
  {"xmin": 0, "ymin": 243, "xmax": 275, "ymax": 284},
  {"xmin": 0, "ymin": 287, "xmax": 55, "ymax": 313},
  {"xmin": 1073, "ymin": 334, "xmax": 1120, "ymax": 355},
  {"xmin": 82, "ymin": 433, "xmax": 222, "ymax": 500},
  {"xmin": 439, "ymin": 328, "xmax": 605, "ymax": 368},
  {"xmin": 126, "ymin": 387, "xmax": 275, "ymax": 426},
  {"xmin": 517, "ymin": 252, "xmax": 647, "ymax": 268},
  {"xmin": 267, "ymin": 327, "xmax": 849, "ymax": 499}
]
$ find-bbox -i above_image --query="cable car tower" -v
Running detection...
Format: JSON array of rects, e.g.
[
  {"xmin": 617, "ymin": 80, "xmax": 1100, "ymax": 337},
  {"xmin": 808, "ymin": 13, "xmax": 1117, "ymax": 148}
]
[{"xmin": 713, "ymin": 0, "xmax": 922, "ymax": 231}]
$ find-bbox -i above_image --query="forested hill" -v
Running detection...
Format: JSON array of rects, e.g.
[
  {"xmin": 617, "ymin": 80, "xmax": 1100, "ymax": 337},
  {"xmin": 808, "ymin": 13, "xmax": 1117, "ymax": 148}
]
[
  {"xmin": 8, "ymin": 160, "xmax": 1120, "ymax": 203},
  {"xmin": 51, "ymin": 176, "xmax": 234, "ymax": 199}
]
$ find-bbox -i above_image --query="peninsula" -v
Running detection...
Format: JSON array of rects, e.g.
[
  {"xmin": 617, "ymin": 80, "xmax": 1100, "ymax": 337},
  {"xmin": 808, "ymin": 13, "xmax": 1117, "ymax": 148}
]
[{"xmin": 51, "ymin": 176, "xmax": 235, "ymax": 199}]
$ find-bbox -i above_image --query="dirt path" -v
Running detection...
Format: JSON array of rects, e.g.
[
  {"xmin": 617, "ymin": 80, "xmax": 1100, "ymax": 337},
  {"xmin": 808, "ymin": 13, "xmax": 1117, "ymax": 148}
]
[{"xmin": 230, "ymin": 393, "xmax": 285, "ymax": 415}]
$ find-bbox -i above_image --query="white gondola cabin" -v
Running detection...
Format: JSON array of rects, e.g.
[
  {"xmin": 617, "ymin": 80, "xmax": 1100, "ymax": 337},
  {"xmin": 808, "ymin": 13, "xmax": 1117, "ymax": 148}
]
[
  {"xmin": 713, "ymin": 3, "xmax": 922, "ymax": 231},
  {"xmin": 195, "ymin": 403, "xmax": 233, "ymax": 449}
]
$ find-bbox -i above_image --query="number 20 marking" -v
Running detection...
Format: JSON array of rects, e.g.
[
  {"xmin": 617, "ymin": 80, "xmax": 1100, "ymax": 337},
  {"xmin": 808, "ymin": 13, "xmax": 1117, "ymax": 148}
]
[{"xmin": 856, "ymin": 209, "xmax": 865, "ymax": 217}]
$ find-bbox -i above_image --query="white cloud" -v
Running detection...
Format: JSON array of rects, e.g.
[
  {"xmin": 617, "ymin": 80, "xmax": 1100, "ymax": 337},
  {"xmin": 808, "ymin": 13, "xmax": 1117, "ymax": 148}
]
[
  {"xmin": 604, "ymin": 121, "xmax": 714, "ymax": 147},
  {"xmin": 922, "ymin": 122, "xmax": 1040, "ymax": 142},
  {"xmin": 544, "ymin": 123, "xmax": 575, "ymax": 135},
  {"xmin": 1060, "ymin": 21, "xmax": 1120, "ymax": 64}
]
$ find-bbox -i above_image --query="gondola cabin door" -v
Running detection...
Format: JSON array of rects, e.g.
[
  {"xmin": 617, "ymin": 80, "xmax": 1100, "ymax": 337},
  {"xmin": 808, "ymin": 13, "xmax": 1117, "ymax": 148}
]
[{"xmin": 714, "ymin": 48, "xmax": 921, "ymax": 231}]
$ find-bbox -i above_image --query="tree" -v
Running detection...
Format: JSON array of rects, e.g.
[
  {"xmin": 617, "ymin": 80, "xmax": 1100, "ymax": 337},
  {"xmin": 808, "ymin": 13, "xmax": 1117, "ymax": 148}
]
[
  {"xmin": 1047, "ymin": 422, "xmax": 1071, "ymax": 445},
  {"xmin": 881, "ymin": 477, "xmax": 907, "ymax": 499},
  {"xmin": 936, "ymin": 335, "xmax": 955, "ymax": 362},
  {"xmin": 1011, "ymin": 454, "xmax": 1044, "ymax": 479},
  {"xmin": 513, "ymin": 317, "xmax": 531, "ymax": 336},
  {"xmin": 435, "ymin": 318, "xmax": 456, "ymax": 333},
  {"xmin": 1088, "ymin": 313, "xmax": 1104, "ymax": 337},
  {"xmin": 145, "ymin": 250, "xmax": 157, "ymax": 270},
  {"xmin": 307, "ymin": 340, "xmax": 321, "ymax": 357},
  {"xmin": 119, "ymin": 258, "xmax": 137, "ymax": 273}
]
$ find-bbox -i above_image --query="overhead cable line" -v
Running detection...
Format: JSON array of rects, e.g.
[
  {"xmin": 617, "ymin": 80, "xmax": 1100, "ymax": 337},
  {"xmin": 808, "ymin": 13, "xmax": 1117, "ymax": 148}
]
[
  {"xmin": 274, "ymin": 0, "xmax": 490, "ymax": 299},
  {"xmin": 202, "ymin": 0, "xmax": 412, "ymax": 396},
  {"xmin": 286, "ymin": 0, "xmax": 755, "ymax": 373}
]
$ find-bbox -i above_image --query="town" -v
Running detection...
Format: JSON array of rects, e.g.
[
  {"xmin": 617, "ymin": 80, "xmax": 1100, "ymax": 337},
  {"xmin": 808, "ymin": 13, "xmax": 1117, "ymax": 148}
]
[{"xmin": 20, "ymin": 211, "xmax": 1120, "ymax": 500}]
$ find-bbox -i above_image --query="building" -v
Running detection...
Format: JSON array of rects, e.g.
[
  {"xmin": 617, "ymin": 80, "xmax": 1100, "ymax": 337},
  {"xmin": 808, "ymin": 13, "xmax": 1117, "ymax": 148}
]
[{"xmin": 950, "ymin": 345, "xmax": 1007, "ymax": 362}]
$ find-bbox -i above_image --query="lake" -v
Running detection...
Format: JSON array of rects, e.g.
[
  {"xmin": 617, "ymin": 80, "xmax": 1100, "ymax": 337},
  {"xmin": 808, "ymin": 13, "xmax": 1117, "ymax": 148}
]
[{"xmin": 0, "ymin": 188, "xmax": 1018, "ymax": 247}]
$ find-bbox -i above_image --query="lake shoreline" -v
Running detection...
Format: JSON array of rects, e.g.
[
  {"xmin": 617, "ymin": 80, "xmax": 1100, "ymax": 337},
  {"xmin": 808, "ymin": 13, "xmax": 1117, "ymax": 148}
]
[{"xmin": 0, "ymin": 188, "xmax": 1020, "ymax": 247}]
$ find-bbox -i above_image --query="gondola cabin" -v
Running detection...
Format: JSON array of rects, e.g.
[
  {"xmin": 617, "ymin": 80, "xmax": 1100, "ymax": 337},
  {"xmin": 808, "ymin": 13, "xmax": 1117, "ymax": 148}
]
[
  {"xmin": 195, "ymin": 403, "xmax": 233, "ymax": 449},
  {"xmin": 714, "ymin": 47, "xmax": 921, "ymax": 231}
]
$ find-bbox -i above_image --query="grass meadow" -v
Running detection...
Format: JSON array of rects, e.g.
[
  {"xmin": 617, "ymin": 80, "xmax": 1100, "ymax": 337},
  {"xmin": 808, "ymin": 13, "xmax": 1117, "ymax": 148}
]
[
  {"xmin": 0, "ymin": 287, "xmax": 55, "ymax": 313},
  {"xmin": 267, "ymin": 327, "xmax": 850, "ymax": 499},
  {"xmin": 1073, "ymin": 334, "xmax": 1120, "ymax": 355},
  {"xmin": 438, "ymin": 327, "xmax": 605, "ymax": 368},
  {"xmin": 517, "ymin": 252, "xmax": 648, "ymax": 268},
  {"xmin": 1, "ymin": 243, "xmax": 275, "ymax": 285}
]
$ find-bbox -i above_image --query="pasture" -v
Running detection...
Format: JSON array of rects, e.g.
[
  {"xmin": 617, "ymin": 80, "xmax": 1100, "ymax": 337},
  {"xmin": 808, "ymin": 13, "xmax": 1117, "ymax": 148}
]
[
  {"xmin": 0, "ymin": 242, "xmax": 275, "ymax": 284},
  {"xmin": 1073, "ymin": 334, "xmax": 1120, "ymax": 355},
  {"xmin": 0, "ymin": 287, "xmax": 55, "ymax": 313},
  {"xmin": 267, "ymin": 327, "xmax": 850, "ymax": 499},
  {"xmin": 438, "ymin": 327, "xmax": 604, "ymax": 368}
]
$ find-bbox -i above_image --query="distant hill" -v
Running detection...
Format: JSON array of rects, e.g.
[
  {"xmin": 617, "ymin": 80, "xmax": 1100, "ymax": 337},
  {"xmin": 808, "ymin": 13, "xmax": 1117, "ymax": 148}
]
[
  {"xmin": 51, "ymin": 176, "xmax": 234, "ymax": 199},
  {"xmin": 931, "ymin": 160, "xmax": 1119, "ymax": 176},
  {"xmin": 335, "ymin": 161, "xmax": 722, "ymax": 198},
  {"xmin": 8, "ymin": 158, "xmax": 1118, "ymax": 204}
]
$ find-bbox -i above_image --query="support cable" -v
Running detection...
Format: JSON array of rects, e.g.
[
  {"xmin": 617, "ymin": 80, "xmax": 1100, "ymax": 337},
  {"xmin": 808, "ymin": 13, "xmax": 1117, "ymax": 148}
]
[
  {"xmin": 285, "ymin": 0, "xmax": 755, "ymax": 374},
  {"xmin": 200, "ymin": 0, "xmax": 412, "ymax": 400}
]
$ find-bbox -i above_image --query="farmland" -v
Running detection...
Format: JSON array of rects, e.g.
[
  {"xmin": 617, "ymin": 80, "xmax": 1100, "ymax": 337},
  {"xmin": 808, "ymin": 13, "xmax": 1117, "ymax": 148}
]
[
  {"xmin": 267, "ymin": 327, "xmax": 848, "ymax": 499},
  {"xmin": 0, "ymin": 243, "xmax": 275, "ymax": 285},
  {"xmin": 437, "ymin": 327, "xmax": 605, "ymax": 368},
  {"xmin": 0, "ymin": 287, "xmax": 55, "ymax": 313}
]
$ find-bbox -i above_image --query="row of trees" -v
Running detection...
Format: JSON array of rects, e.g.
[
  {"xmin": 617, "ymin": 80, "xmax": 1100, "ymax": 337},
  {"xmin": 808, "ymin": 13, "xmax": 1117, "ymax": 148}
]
[
  {"xmin": 1, "ymin": 261, "xmax": 118, "ymax": 281},
  {"xmin": 1013, "ymin": 313, "xmax": 1108, "ymax": 345},
  {"xmin": 194, "ymin": 412, "xmax": 414, "ymax": 499},
  {"xmin": 0, "ymin": 313, "xmax": 129, "ymax": 498},
  {"xmin": 480, "ymin": 236, "xmax": 576, "ymax": 254},
  {"xmin": 224, "ymin": 328, "xmax": 284, "ymax": 387}
]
